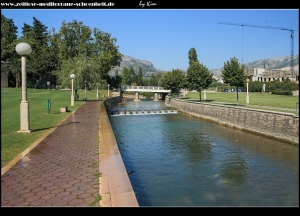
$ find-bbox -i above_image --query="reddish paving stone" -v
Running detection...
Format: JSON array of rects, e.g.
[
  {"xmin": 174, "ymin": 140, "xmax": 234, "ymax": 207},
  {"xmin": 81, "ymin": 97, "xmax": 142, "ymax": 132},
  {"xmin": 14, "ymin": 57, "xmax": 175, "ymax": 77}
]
[
  {"xmin": 44, "ymin": 185, "xmax": 59, "ymax": 191},
  {"xmin": 2, "ymin": 194, "xmax": 20, "ymax": 201},
  {"xmin": 61, "ymin": 177, "xmax": 74, "ymax": 182},
  {"xmin": 20, "ymin": 192, "xmax": 36, "ymax": 199},
  {"xmin": 40, "ymin": 182, "xmax": 55, "ymax": 188},
  {"xmin": 45, "ymin": 197, "xmax": 62, "ymax": 205},
  {"xmin": 40, "ymin": 193, "xmax": 56, "ymax": 200},
  {"xmin": 59, "ymin": 184, "xmax": 74, "ymax": 190},
  {"xmin": 15, "ymin": 188, "xmax": 31, "ymax": 195},
  {"xmin": 68, "ymin": 179, "xmax": 81, "ymax": 185},
  {"xmin": 31, "ymin": 187, "xmax": 45, "ymax": 193},
  {"xmin": 11, "ymin": 201, "xmax": 31, "ymax": 207},
  {"xmin": 61, "ymin": 194, "xmax": 77, "ymax": 202},
  {"xmin": 7, "ymin": 197, "xmax": 26, "ymax": 205},
  {"xmin": 67, "ymin": 198, "xmax": 85, "ymax": 206},
  {"xmin": 35, "ymin": 190, "xmax": 51, "ymax": 196},
  {"xmin": 51, "ymin": 188, "xmax": 64, "ymax": 194},
  {"xmin": 65, "ymin": 187, "xmax": 79, "ymax": 192},
  {"xmin": 54, "ymin": 181, "xmax": 69, "ymax": 187},
  {"xmin": 11, "ymin": 185, "xmax": 27, "ymax": 192},
  {"xmin": 56, "ymin": 191, "xmax": 71, "ymax": 198},
  {"xmin": 1, "ymin": 101, "xmax": 101, "ymax": 207},
  {"xmin": 25, "ymin": 195, "xmax": 42, "ymax": 202},
  {"xmin": 30, "ymin": 199, "xmax": 48, "ymax": 206},
  {"xmin": 49, "ymin": 179, "xmax": 62, "ymax": 183}
]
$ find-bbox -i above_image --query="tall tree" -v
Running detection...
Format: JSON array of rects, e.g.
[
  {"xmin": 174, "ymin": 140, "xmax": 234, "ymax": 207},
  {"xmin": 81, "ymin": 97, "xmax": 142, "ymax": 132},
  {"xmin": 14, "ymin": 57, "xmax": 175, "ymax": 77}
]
[
  {"xmin": 1, "ymin": 14, "xmax": 18, "ymax": 61},
  {"xmin": 21, "ymin": 23, "xmax": 32, "ymax": 35},
  {"xmin": 149, "ymin": 72, "xmax": 163, "ymax": 87},
  {"xmin": 159, "ymin": 69, "xmax": 186, "ymax": 94},
  {"xmin": 137, "ymin": 67, "xmax": 143, "ymax": 86},
  {"xmin": 129, "ymin": 66, "xmax": 137, "ymax": 85},
  {"xmin": 221, "ymin": 57, "xmax": 246, "ymax": 104},
  {"xmin": 58, "ymin": 20, "xmax": 93, "ymax": 61},
  {"xmin": 55, "ymin": 20, "xmax": 122, "ymax": 88},
  {"xmin": 114, "ymin": 69, "xmax": 122, "ymax": 88},
  {"xmin": 186, "ymin": 61, "xmax": 212, "ymax": 101},
  {"xmin": 188, "ymin": 47, "xmax": 197, "ymax": 66},
  {"xmin": 92, "ymin": 28, "xmax": 122, "ymax": 81},
  {"xmin": 54, "ymin": 55, "xmax": 99, "ymax": 98},
  {"xmin": 47, "ymin": 27, "xmax": 60, "ymax": 84},
  {"xmin": 121, "ymin": 67, "xmax": 131, "ymax": 85},
  {"xmin": 19, "ymin": 17, "xmax": 54, "ymax": 85}
]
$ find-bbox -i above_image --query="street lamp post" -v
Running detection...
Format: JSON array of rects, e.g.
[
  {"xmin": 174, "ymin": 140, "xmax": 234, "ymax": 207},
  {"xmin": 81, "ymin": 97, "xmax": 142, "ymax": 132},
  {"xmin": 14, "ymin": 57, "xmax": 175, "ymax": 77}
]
[
  {"xmin": 246, "ymin": 78, "xmax": 249, "ymax": 104},
  {"xmin": 70, "ymin": 74, "xmax": 75, "ymax": 106},
  {"xmin": 107, "ymin": 84, "xmax": 110, "ymax": 98},
  {"xmin": 84, "ymin": 80, "xmax": 87, "ymax": 101},
  {"xmin": 16, "ymin": 42, "xmax": 32, "ymax": 133},
  {"xmin": 96, "ymin": 83, "xmax": 99, "ymax": 100}
]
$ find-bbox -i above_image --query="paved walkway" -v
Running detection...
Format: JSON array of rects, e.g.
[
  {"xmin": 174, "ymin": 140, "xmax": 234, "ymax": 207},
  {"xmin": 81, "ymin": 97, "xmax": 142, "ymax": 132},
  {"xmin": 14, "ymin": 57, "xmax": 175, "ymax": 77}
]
[{"xmin": 1, "ymin": 100, "xmax": 138, "ymax": 207}]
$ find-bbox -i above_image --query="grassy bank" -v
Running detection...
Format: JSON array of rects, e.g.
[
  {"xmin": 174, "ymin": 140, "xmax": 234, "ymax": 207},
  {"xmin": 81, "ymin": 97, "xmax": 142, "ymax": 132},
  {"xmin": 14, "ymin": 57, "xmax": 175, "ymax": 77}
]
[
  {"xmin": 1, "ymin": 87, "xmax": 109, "ymax": 168},
  {"xmin": 177, "ymin": 91, "xmax": 299, "ymax": 114}
]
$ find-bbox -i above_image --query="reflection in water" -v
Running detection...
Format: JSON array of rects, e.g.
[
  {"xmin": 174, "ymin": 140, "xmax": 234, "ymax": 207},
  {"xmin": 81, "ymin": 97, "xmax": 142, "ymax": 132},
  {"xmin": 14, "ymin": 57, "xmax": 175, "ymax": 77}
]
[{"xmin": 109, "ymin": 100, "xmax": 299, "ymax": 207}]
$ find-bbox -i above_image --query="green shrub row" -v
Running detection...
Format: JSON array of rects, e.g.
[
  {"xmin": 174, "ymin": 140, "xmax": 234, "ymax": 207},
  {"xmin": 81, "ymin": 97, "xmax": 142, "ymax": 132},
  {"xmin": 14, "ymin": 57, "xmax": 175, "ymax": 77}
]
[
  {"xmin": 271, "ymin": 90, "xmax": 293, "ymax": 96},
  {"xmin": 210, "ymin": 79, "xmax": 298, "ymax": 93}
]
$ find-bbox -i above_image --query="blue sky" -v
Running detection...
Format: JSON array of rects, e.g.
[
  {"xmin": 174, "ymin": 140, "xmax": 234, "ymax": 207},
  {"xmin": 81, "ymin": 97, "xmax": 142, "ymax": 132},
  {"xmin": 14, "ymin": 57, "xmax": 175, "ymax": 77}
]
[{"xmin": 2, "ymin": 9, "xmax": 299, "ymax": 71}]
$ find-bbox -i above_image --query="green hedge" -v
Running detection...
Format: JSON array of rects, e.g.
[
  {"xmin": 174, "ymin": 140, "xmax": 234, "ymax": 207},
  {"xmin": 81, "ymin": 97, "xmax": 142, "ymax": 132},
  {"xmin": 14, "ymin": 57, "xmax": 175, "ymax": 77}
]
[
  {"xmin": 249, "ymin": 80, "xmax": 298, "ymax": 93},
  {"xmin": 271, "ymin": 90, "xmax": 293, "ymax": 96}
]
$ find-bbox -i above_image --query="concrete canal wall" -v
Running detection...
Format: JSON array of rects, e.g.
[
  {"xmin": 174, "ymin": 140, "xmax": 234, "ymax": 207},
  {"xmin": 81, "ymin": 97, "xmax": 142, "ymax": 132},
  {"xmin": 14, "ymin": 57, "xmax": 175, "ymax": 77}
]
[
  {"xmin": 165, "ymin": 97, "xmax": 299, "ymax": 145},
  {"xmin": 99, "ymin": 98, "xmax": 139, "ymax": 207}
]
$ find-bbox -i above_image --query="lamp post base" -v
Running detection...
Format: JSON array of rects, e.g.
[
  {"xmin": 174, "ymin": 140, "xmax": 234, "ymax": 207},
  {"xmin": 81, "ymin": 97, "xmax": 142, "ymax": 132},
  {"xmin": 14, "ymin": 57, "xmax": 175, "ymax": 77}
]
[
  {"xmin": 19, "ymin": 101, "xmax": 31, "ymax": 133},
  {"xmin": 18, "ymin": 130, "xmax": 31, "ymax": 133},
  {"xmin": 71, "ymin": 95, "xmax": 75, "ymax": 106},
  {"xmin": 246, "ymin": 95, "xmax": 249, "ymax": 104}
]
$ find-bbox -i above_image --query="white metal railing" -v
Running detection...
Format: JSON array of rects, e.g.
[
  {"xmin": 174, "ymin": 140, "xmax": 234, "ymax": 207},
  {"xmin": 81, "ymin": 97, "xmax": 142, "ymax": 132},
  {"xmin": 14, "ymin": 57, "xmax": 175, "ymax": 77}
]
[{"xmin": 121, "ymin": 86, "xmax": 167, "ymax": 91}]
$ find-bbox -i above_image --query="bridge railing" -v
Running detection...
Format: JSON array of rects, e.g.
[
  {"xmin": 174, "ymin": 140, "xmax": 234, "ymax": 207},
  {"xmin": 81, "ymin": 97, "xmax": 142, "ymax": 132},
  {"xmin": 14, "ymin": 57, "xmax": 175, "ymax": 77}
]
[{"xmin": 121, "ymin": 86, "xmax": 167, "ymax": 91}]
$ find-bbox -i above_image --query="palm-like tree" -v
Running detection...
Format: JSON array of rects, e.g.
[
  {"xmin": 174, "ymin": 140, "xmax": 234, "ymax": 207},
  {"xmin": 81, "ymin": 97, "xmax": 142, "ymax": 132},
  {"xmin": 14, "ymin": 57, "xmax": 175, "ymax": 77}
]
[{"xmin": 1, "ymin": 58, "xmax": 21, "ymax": 88}]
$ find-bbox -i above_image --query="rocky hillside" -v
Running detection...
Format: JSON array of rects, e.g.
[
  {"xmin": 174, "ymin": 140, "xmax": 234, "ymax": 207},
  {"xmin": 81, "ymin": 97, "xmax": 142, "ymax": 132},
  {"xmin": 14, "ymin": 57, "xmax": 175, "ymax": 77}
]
[
  {"xmin": 109, "ymin": 55, "xmax": 164, "ymax": 78},
  {"xmin": 210, "ymin": 54, "xmax": 299, "ymax": 77},
  {"xmin": 109, "ymin": 54, "xmax": 299, "ymax": 78}
]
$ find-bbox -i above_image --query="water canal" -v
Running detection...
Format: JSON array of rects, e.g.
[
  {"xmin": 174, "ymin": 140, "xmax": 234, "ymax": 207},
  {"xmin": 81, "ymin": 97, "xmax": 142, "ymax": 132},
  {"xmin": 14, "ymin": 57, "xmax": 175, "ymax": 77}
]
[{"xmin": 108, "ymin": 99, "xmax": 299, "ymax": 207}]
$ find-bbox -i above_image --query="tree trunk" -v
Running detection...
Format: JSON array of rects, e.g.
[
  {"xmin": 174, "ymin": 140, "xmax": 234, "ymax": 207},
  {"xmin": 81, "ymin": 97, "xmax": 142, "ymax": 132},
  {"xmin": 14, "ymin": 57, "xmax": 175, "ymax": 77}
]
[
  {"xmin": 75, "ymin": 89, "xmax": 78, "ymax": 101},
  {"xmin": 236, "ymin": 86, "xmax": 239, "ymax": 105},
  {"xmin": 16, "ymin": 72, "xmax": 20, "ymax": 88},
  {"xmin": 199, "ymin": 90, "xmax": 202, "ymax": 101}
]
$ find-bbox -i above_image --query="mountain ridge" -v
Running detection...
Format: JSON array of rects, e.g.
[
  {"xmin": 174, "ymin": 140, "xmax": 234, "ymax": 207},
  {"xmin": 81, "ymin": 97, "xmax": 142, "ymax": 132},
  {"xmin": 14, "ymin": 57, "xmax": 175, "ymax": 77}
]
[
  {"xmin": 109, "ymin": 54, "xmax": 299, "ymax": 78},
  {"xmin": 109, "ymin": 55, "xmax": 164, "ymax": 78}
]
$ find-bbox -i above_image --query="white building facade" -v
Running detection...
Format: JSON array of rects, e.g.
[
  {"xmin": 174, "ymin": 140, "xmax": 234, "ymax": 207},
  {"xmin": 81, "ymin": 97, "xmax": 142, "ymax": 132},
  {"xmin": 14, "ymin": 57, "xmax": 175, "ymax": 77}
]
[{"xmin": 246, "ymin": 68, "xmax": 299, "ymax": 82}]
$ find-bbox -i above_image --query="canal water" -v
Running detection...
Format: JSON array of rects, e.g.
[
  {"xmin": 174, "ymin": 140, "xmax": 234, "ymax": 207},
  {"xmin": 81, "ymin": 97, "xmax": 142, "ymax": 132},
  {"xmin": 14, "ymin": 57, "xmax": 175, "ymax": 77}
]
[{"xmin": 108, "ymin": 99, "xmax": 299, "ymax": 207}]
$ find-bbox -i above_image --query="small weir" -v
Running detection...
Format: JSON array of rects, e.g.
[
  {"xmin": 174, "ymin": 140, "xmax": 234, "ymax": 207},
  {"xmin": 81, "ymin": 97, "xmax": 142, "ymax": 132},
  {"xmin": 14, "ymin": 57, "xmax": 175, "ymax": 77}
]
[{"xmin": 110, "ymin": 109, "xmax": 178, "ymax": 116}]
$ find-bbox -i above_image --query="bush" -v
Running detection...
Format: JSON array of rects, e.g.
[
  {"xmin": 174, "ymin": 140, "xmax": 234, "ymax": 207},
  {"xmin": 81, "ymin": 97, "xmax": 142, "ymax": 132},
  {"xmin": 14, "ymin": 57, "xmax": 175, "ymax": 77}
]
[
  {"xmin": 271, "ymin": 90, "xmax": 293, "ymax": 96},
  {"xmin": 104, "ymin": 100, "xmax": 112, "ymax": 110},
  {"xmin": 141, "ymin": 92, "xmax": 154, "ymax": 98},
  {"xmin": 249, "ymin": 80, "xmax": 298, "ymax": 93}
]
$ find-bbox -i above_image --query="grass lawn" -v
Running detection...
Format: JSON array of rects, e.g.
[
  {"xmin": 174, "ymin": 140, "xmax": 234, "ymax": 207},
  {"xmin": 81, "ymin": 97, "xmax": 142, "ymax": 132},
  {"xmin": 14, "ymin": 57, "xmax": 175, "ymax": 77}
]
[
  {"xmin": 1, "ymin": 87, "xmax": 109, "ymax": 168},
  {"xmin": 177, "ymin": 91, "xmax": 299, "ymax": 114}
]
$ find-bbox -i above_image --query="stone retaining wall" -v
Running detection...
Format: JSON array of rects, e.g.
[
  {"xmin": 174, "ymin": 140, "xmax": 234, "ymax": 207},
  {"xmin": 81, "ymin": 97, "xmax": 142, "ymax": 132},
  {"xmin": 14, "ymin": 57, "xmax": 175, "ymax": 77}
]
[{"xmin": 166, "ymin": 97, "xmax": 299, "ymax": 145}]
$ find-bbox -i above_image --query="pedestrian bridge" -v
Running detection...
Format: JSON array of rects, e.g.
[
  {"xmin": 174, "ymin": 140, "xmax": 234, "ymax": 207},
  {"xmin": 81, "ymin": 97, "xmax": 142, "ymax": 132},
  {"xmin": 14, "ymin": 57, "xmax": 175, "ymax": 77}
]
[
  {"xmin": 120, "ymin": 86, "xmax": 171, "ymax": 101},
  {"xmin": 110, "ymin": 109, "xmax": 178, "ymax": 116}
]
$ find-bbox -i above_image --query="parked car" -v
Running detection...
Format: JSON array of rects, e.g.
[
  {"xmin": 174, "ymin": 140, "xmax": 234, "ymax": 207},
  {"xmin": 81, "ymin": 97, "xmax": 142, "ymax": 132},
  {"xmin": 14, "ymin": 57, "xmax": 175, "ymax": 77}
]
[{"xmin": 232, "ymin": 88, "xmax": 243, "ymax": 93}]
